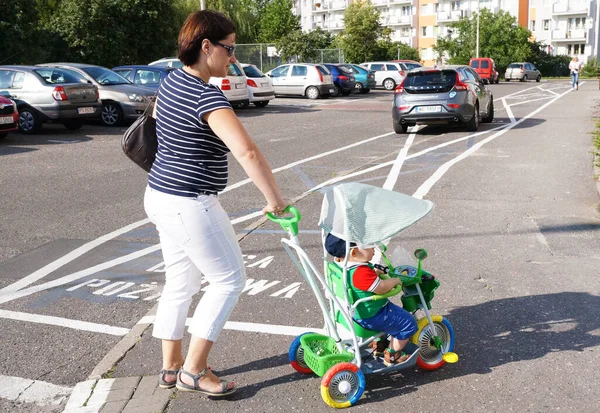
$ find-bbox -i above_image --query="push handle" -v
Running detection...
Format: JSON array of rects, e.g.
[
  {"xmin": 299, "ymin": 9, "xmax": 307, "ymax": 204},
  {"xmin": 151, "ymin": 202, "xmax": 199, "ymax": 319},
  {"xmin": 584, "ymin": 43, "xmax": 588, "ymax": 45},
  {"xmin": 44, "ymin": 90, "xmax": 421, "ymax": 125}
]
[{"xmin": 266, "ymin": 206, "xmax": 301, "ymax": 236}]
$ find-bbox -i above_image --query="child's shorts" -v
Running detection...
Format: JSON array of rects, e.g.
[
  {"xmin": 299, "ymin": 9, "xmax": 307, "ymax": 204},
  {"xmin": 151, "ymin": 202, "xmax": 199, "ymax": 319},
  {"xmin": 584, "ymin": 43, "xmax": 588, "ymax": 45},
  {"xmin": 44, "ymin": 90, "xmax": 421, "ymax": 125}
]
[{"xmin": 355, "ymin": 302, "xmax": 417, "ymax": 340}]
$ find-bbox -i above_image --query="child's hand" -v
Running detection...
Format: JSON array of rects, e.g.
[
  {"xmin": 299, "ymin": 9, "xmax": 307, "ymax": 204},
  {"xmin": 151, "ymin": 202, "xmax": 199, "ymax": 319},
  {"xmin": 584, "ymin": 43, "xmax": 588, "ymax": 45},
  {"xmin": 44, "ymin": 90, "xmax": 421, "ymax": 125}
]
[{"xmin": 374, "ymin": 268, "xmax": 384, "ymax": 275}]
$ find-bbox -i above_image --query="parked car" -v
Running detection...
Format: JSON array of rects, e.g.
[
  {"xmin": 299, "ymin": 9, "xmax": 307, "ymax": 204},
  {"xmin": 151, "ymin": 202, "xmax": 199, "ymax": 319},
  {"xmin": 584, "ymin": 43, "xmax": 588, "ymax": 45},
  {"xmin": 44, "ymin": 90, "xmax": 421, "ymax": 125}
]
[
  {"xmin": 393, "ymin": 60, "xmax": 424, "ymax": 71},
  {"xmin": 505, "ymin": 62, "xmax": 542, "ymax": 82},
  {"xmin": 0, "ymin": 94, "xmax": 19, "ymax": 139},
  {"xmin": 265, "ymin": 64, "xmax": 335, "ymax": 99},
  {"xmin": 360, "ymin": 62, "xmax": 406, "ymax": 90},
  {"xmin": 392, "ymin": 65, "xmax": 494, "ymax": 134},
  {"xmin": 0, "ymin": 66, "xmax": 101, "ymax": 134},
  {"xmin": 148, "ymin": 58, "xmax": 184, "ymax": 69},
  {"xmin": 339, "ymin": 64, "xmax": 376, "ymax": 94},
  {"xmin": 469, "ymin": 57, "xmax": 499, "ymax": 84},
  {"xmin": 39, "ymin": 63, "xmax": 155, "ymax": 126},
  {"xmin": 240, "ymin": 63, "xmax": 275, "ymax": 107},
  {"xmin": 112, "ymin": 65, "xmax": 176, "ymax": 90},
  {"xmin": 209, "ymin": 62, "xmax": 250, "ymax": 108},
  {"xmin": 323, "ymin": 64, "xmax": 356, "ymax": 97}
]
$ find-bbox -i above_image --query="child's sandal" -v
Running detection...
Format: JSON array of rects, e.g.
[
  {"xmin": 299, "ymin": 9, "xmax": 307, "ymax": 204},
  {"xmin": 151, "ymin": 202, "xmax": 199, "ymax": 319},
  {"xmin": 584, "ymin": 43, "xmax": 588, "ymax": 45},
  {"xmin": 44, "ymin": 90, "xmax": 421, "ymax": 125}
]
[
  {"xmin": 175, "ymin": 367, "xmax": 236, "ymax": 397},
  {"xmin": 383, "ymin": 348, "xmax": 409, "ymax": 366}
]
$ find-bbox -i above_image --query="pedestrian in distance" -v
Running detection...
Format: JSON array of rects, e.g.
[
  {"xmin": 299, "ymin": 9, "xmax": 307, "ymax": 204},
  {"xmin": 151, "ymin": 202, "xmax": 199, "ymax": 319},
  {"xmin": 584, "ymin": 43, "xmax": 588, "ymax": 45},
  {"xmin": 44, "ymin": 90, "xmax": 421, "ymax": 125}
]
[
  {"xmin": 569, "ymin": 56, "xmax": 583, "ymax": 90},
  {"xmin": 143, "ymin": 10, "xmax": 288, "ymax": 397}
]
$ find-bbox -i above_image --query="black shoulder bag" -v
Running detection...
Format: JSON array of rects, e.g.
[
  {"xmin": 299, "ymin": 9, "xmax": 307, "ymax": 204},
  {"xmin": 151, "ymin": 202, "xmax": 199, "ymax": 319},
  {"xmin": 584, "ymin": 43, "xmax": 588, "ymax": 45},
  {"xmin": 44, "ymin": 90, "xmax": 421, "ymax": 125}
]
[{"xmin": 121, "ymin": 92, "xmax": 159, "ymax": 173}]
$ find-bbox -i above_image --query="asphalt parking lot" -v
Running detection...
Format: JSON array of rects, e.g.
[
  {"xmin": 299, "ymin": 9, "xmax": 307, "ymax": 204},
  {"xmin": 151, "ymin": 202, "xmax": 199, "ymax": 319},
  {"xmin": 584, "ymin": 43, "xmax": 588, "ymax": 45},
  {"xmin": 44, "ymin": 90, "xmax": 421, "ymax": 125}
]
[{"xmin": 2, "ymin": 82, "xmax": 600, "ymax": 412}]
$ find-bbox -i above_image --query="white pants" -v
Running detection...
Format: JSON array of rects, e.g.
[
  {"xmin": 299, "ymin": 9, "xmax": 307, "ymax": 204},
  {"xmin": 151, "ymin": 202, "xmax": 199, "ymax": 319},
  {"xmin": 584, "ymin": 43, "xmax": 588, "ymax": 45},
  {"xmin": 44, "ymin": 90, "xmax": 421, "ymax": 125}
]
[{"xmin": 144, "ymin": 187, "xmax": 246, "ymax": 342}]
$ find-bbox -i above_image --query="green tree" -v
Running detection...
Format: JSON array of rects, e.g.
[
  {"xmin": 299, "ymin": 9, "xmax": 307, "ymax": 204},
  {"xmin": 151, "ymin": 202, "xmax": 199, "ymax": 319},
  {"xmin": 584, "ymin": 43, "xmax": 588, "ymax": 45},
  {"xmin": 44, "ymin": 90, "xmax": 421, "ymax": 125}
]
[
  {"xmin": 51, "ymin": 0, "xmax": 179, "ymax": 67},
  {"xmin": 338, "ymin": 0, "xmax": 386, "ymax": 63},
  {"xmin": 434, "ymin": 9, "xmax": 531, "ymax": 72},
  {"xmin": 276, "ymin": 31, "xmax": 318, "ymax": 62},
  {"xmin": 0, "ymin": 0, "xmax": 46, "ymax": 64},
  {"xmin": 375, "ymin": 40, "xmax": 420, "ymax": 62},
  {"xmin": 258, "ymin": 0, "xmax": 300, "ymax": 43}
]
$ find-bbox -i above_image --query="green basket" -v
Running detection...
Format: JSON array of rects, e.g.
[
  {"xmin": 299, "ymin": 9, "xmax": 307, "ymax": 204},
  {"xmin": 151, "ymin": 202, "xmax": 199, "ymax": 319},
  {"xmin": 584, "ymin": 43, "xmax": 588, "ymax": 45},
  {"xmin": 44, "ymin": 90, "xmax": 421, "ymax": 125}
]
[{"xmin": 299, "ymin": 333, "xmax": 354, "ymax": 377}]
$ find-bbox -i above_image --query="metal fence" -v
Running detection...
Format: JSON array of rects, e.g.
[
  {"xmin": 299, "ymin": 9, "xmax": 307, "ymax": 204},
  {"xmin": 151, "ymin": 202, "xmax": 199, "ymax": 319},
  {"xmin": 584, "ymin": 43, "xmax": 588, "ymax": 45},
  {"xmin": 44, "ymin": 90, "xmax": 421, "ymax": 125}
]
[{"xmin": 235, "ymin": 44, "xmax": 344, "ymax": 72}]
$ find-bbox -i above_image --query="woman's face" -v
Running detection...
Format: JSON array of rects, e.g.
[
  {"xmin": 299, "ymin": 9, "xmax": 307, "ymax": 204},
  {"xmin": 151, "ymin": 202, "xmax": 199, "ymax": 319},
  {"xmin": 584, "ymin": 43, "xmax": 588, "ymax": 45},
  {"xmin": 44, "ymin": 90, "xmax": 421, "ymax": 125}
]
[{"xmin": 207, "ymin": 33, "xmax": 236, "ymax": 78}]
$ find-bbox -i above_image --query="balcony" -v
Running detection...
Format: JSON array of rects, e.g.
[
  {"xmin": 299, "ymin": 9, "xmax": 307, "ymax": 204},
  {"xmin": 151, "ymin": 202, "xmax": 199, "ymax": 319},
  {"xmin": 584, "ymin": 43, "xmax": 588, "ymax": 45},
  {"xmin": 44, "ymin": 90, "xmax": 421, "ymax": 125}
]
[
  {"xmin": 386, "ymin": 15, "xmax": 412, "ymax": 26},
  {"xmin": 437, "ymin": 10, "xmax": 462, "ymax": 22},
  {"xmin": 371, "ymin": 0, "xmax": 389, "ymax": 6},
  {"xmin": 551, "ymin": 28, "xmax": 587, "ymax": 41},
  {"xmin": 390, "ymin": 0, "xmax": 412, "ymax": 4},
  {"xmin": 552, "ymin": 1, "xmax": 588, "ymax": 15}
]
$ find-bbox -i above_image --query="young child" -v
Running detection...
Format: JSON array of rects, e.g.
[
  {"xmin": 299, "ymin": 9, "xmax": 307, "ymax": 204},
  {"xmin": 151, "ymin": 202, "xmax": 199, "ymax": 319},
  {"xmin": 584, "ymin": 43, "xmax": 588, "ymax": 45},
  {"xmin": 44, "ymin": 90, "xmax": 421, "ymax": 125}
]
[{"xmin": 325, "ymin": 233, "xmax": 418, "ymax": 365}]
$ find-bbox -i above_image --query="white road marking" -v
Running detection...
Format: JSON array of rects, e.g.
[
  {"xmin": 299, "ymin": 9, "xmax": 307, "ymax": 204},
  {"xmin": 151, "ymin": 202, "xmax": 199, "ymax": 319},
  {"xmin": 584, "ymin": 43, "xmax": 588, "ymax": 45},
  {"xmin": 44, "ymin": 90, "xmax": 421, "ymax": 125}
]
[
  {"xmin": 64, "ymin": 380, "xmax": 96, "ymax": 411},
  {"xmin": 382, "ymin": 127, "xmax": 420, "ymax": 190},
  {"xmin": 412, "ymin": 84, "xmax": 575, "ymax": 200},
  {"xmin": 508, "ymin": 96, "xmax": 554, "ymax": 107},
  {"xmin": 0, "ymin": 245, "xmax": 161, "ymax": 305},
  {"xmin": 0, "ymin": 375, "xmax": 71, "ymax": 406},
  {"xmin": 502, "ymin": 98, "xmax": 516, "ymax": 123},
  {"xmin": 493, "ymin": 84, "xmax": 541, "ymax": 102},
  {"xmin": 0, "ymin": 310, "xmax": 130, "ymax": 336},
  {"xmin": 0, "ymin": 219, "xmax": 151, "ymax": 295},
  {"xmin": 539, "ymin": 86, "xmax": 560, "ymax": 96}
]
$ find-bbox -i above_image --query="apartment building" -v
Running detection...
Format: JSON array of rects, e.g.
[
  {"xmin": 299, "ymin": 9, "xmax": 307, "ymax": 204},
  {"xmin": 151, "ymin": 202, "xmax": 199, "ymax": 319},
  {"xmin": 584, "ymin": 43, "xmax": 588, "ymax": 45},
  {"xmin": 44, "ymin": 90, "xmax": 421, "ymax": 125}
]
[
  {"xmin": 529, "ymin": 0, "xmax": 599, "ymax": 64},
  {"xmin": 293, "ymin": 0, "xmax": 599, "ymax": 65}
]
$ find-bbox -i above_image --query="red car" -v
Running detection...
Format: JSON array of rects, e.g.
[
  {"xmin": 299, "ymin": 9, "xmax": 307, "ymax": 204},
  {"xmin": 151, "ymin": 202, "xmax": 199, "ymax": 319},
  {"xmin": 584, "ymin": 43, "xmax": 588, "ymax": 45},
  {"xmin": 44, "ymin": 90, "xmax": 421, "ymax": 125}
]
[{"xmin": 0, "ymin": 95, "xmax": 18, "ymax": 139}]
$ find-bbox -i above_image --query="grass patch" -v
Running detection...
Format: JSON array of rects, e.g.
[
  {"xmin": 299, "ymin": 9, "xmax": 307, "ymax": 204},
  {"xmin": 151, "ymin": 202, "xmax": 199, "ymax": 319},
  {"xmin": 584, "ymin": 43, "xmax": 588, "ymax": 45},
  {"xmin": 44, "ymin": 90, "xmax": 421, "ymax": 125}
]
[
  {"xmin": 591, "ymin": 119, "xmax": 600, "ymax": 169},
  {"xmin": 102, "ymin": 366, "xmax": 116, "ymax": 379}
]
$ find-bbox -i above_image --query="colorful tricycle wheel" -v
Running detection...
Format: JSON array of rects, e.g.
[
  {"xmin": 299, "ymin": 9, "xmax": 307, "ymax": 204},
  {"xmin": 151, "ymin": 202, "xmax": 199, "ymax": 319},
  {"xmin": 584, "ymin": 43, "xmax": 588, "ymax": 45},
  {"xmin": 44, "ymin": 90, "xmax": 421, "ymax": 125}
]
[
  {"xmin": 410, "ymin": 315, "xmax": 455, "ymax": 371},
  {"xmin": 288, "ymin": 332, "xmax": 314, "ymax": 374},
  {"xmin": 320, "ymin": 362, "xmax": 366, "ymax": 408}
]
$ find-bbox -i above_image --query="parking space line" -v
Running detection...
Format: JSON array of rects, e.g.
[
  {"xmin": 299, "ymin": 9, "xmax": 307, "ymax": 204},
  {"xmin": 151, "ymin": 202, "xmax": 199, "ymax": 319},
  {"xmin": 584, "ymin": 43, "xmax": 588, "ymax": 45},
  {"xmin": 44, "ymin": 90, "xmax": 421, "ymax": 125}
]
[
  {"xmin": 493, "ymin": 84, "xmax": 542, "ymax": 102},
  {"xmin": 538, "ymin": 86, "xmax": 560, "ymax": 96},
  {"xmin": 0, "ymin": 309, "xmax": 130, "ymax": 336},
  {"xmin": 509, "ymin": 95, "xmax": 554, "ymax": 107},
  {"xmin": 412, "ymin": 83, "xmax": 576, "ymax": 200},
  {"xmin": 502, "ymin": 98, "xmax": 516, "ymax": 123},
  {"xmin": 0, "ymin": 219, "xmax": 151, "ymax": 295},
  {"xmin": 383, "ymin": 126, "xmax": 421, "ymax": 190}
]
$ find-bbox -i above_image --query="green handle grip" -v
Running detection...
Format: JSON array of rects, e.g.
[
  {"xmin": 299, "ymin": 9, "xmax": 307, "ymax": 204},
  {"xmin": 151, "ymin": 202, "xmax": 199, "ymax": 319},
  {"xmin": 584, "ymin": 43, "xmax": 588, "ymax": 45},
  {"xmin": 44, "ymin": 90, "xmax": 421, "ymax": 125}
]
[
  {"xmin": 371, "ymin": 284, "xmax": 402, "ymax": 301},
  {"xmin": 266, "ymin": 206, "xmax": 301, "ymax": 236}
]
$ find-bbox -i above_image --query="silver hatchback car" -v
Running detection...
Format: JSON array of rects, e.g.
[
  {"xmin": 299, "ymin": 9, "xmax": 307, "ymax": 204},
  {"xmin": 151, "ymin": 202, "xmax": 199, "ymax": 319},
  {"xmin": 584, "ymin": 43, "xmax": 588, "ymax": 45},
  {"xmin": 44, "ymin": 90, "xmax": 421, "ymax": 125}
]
[
  {"xmin": 504, "ymin": 62, "xmax": 542, "ymax": 82},
  {"xmin": 265, "ymin": 64, "xmax": 335, "ymax": 99},
  {"xmin": 40, "ymin": 63, "xmax": 156, "ymax": 126},
  {"xmin": 0, "ymin": 66, "xmax": 101, "ymax": 134},
  {"xmin": 392, "ymin": 65, "xmax": 494, "ymax": 133}
]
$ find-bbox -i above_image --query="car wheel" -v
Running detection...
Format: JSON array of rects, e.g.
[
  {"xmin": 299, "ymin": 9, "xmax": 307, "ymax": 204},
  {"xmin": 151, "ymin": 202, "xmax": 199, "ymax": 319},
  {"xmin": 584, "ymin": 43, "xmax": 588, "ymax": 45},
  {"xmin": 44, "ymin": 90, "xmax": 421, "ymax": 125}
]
[
  {"xmin": 102, "ymin": 102, "xmax": 123, "ymax": 126},
  {"xmin": 495, "ymin": 77, "xmax": 500, "ymax": 84},
  {"xmin": 482, "ymin": 100, "xmax": 494, "ymax": 123},
  {"xmin": 354, "ymin": 82, "xmax": 364, "ymax": 93},
  {"xmin": 331, "ymin": 85, "xmax": 341, "ymax": 97},
  {"xmin": 342, "ymin": 90, "xmax": 352, "ymax": 96},
  {"xmin": 521, "ymin": 75, "xmax": 528, "ymax": 82},
  {"xmin": 393, "ymin": 121, "xmax": 409, "ymax": 134},
  {"xmin": 234, "ymin": 101, "xmax": 249, "ymax": 109},
  {"xmin": 362, "ymin": 88, "xmax": 370, "ymax": 94},
  {"xmin": 383, "ymin": 78, "xmax": 396, "ymax": 90},
  {"xmin": 19, "ymin": 107, "xmax": 41, "ymax": 134},
  {"xmin": 0, "ymin": 132, "xmax": 7, "ymax": 140},
  {"xmin": 63, "ymin": 119, "xmax": 84, "ymax": 130},
  {"xmin": 306, "ymin": 86, "xmax": 320, "ymax": 100},
  {"xmin": 466, "ymin": 103, "xmax": 479, "ymax": 132},
  {"xmin": 506, "ymin": 78, "xmax": 511, "ymax": 82},
  {"xmin": 254, "ymin": 101, "xmax": 269, "ymax": 108},
  {"xmin": 536, "ymin": 75, "xmax": 541, "ymax": 82}
]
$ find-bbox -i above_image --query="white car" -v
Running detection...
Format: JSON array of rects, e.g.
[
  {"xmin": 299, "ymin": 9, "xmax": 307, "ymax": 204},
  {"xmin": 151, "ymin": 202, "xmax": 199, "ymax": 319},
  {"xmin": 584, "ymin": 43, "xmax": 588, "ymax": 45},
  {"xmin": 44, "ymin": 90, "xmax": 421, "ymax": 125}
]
[
  {"xmin": 265, "ymin": 63, "xmax": 335, "ymax": 100},
  {"xmin": 149, "ymin": 58, "xmax": 250, "ymax": 108},
  {"xmin": 360, "ymin": 62, "xmax": 406, "ymax": 90},
  {"xmin": 240, "ymin": 64, "xmax": 275, "ymax": 107}
]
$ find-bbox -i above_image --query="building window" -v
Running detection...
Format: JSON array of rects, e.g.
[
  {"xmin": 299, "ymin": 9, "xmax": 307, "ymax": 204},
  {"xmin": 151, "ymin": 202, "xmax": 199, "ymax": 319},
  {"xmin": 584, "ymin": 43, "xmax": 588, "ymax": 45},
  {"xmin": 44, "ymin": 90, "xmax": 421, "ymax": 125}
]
[
  {"xmin": 543, "ymin": 19, "xmax": 550, "ymax": 30},
  {"xmin": 581, "ymin": 44, "xmax": 585, "ymax": 54},
  {"xmin": 567, "ymin": 44, "xmax": 572, "ymax": 54},
  {"xmin": 530, "ymin": 20, "xmax": 535, "ymax": 31},
  {"xmin": 401, "ymin": 6, "xmax": 411, "ymax": 16},
  {"xmin": 574, "ymin": 44, "xmax": 580, "ymax": 54},
  {"xmin": 451, "ymin": 1, "xmax": 460, "ymax": 11},
  {"xmin": 421, "ymin": 26, "xmax": 427, "ymax": 36}
]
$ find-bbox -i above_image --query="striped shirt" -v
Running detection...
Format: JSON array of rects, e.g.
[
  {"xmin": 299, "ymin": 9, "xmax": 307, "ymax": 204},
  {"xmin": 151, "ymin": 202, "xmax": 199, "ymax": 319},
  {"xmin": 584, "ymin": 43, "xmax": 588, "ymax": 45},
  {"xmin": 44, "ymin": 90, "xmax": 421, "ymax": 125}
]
[{"xmin": 148, "ymin": 69, "xmax": 232, "ymax": 197}]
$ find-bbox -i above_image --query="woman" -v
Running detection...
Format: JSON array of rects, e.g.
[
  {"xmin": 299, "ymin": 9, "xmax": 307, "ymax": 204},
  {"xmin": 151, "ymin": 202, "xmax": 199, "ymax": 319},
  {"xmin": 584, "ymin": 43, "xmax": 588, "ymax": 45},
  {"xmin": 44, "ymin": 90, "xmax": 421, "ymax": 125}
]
[
  {"xmin": 569, "ymin": 56, "xmax": 582, "ymax": 90},
  {"xmin": 144, "ymin": 10, "xmax": 287, "ymax": 396}
]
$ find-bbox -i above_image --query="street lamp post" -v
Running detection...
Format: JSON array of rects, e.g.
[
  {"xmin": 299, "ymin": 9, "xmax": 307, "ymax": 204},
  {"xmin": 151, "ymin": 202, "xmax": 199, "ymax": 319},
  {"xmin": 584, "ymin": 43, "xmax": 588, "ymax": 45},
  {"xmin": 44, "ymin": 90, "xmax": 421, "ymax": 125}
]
[
  {"xmin": 201, "ymin": 0, "xmax": 206, "ymax": 10},
  {"xmin": 475, "ymin": 0, "xmax": 480, "ymax": 58}
]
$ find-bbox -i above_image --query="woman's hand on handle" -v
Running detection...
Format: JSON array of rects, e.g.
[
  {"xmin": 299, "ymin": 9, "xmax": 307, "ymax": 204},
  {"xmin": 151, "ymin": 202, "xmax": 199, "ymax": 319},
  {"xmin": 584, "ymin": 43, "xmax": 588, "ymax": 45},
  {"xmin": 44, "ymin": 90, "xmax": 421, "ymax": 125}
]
[{"xmin": 262, "ymin": 198, "xmax": 290, "ymax": 215}]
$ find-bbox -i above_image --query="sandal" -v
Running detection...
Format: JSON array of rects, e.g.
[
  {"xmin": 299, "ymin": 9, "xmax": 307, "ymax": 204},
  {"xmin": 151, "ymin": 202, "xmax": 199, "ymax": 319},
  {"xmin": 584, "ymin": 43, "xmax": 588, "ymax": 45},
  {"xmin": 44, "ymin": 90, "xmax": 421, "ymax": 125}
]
[
  {"xmin": 158, "ymin": 369, "xmax": 179, "ymax": 389},
  {"xmin": 176, "ymin": 367, "xmax": 236, "ymax": 397},
  {"xmin": 383, "ymin": 349, "xmax": 409, "ymax": 366}
]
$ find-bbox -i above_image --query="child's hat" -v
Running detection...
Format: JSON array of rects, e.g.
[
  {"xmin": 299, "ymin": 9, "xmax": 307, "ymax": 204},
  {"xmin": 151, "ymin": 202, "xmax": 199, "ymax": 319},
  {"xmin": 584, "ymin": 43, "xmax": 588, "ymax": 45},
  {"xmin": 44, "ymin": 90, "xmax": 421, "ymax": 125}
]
[{"xmin": 325, "ymin": 233, "xmax": 356, "ymax": 258}]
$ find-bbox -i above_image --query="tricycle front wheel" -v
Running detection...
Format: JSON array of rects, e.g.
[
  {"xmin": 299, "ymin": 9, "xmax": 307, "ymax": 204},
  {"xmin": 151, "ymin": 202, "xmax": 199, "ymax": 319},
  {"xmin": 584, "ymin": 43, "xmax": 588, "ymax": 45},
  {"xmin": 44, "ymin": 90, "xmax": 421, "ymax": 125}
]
[
  {"xmin": 289, "ymin": 332, "xmax": 313, "ymax": 374},
  {"xmin": 411, "ymin": 315, "xmax": 455, "ymax": 371},
  {"xmin": 320, "ymin": 362, "xmax": 366, "ymax": 408}
]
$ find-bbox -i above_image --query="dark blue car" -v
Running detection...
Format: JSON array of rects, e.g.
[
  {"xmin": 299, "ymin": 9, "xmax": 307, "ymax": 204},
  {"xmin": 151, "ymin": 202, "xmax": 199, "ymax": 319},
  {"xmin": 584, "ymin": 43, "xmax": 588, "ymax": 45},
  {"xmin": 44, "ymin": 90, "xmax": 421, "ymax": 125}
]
[
  {"xmin": 111, "ymin": 65, "xmax": 176, "ymax": 91},
  {"xmin": 323, "ymin": 64, "xmax": 356, "ymax": 97}
]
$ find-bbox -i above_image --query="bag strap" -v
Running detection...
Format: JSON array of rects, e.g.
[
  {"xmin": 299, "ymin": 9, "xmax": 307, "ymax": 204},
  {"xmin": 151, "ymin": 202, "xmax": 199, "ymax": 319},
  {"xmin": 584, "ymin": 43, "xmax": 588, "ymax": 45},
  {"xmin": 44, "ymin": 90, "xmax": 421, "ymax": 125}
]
[{"xmin": 143, "ymin": 89, "xmax": 160, "ymax": 118}]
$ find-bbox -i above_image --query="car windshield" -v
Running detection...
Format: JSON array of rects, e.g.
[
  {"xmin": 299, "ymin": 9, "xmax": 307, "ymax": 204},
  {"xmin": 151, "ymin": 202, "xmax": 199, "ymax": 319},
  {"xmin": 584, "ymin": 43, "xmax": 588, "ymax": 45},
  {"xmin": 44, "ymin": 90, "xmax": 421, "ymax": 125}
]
[
  {"xmin": 242, "ymin": 65, "xmax": 264, "ymax": 78},
  {"xmin": 316, "ymin": 65, "xmax": 329, "ymax": 75},
  {"xmin": 349, "ymin": 65, "xmax": 367, "ymax": 74},
  {"xmin": 404, "ymin": 63, "xmax": 422, "ymax": 70},
  {"xmin": 228, "ymin": 64, "xmax": 244, "ymax": 76},
  {"xmin": 338, "ymin": 66, "xmax": 353, "ymax": 75},
  {"xmin": 508, "ymin": 63, "xmax": 522, "ymax": 69},
  {"xmin": 404, "ymin": 70, "xmax": 456, "ymax": 93},
  {"xmin": 34, "ymin": 68, "xmax": 83, "ymax": 84},
  {"xmin": 82, "ymin": 67, "xmax": 131, "ymax": 85}
]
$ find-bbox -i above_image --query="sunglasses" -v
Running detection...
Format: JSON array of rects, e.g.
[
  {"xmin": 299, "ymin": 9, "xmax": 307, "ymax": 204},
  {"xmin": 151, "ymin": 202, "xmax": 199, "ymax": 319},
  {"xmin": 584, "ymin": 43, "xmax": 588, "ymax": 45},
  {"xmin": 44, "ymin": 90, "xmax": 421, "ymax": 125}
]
[{"xmin": 212, "ymin": 41, "xmax": 236, "ymax": 57}]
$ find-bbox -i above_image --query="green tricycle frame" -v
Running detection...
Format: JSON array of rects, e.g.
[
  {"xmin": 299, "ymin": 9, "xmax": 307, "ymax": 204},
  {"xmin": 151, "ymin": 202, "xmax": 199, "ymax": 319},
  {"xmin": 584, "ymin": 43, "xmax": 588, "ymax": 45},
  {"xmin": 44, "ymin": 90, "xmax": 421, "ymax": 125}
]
[{"xmin": 267, "ymin": 183, "xmax": 458, "ymax": 409}]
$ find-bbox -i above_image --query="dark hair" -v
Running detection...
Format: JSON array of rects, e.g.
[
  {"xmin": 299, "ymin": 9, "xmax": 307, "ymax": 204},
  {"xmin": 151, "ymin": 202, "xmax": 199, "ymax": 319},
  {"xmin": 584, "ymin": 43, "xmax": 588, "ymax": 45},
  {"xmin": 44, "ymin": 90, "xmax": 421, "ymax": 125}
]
[{"xmin": 178, "ymin": 10, "xmax": 236, "ymax": 66}]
